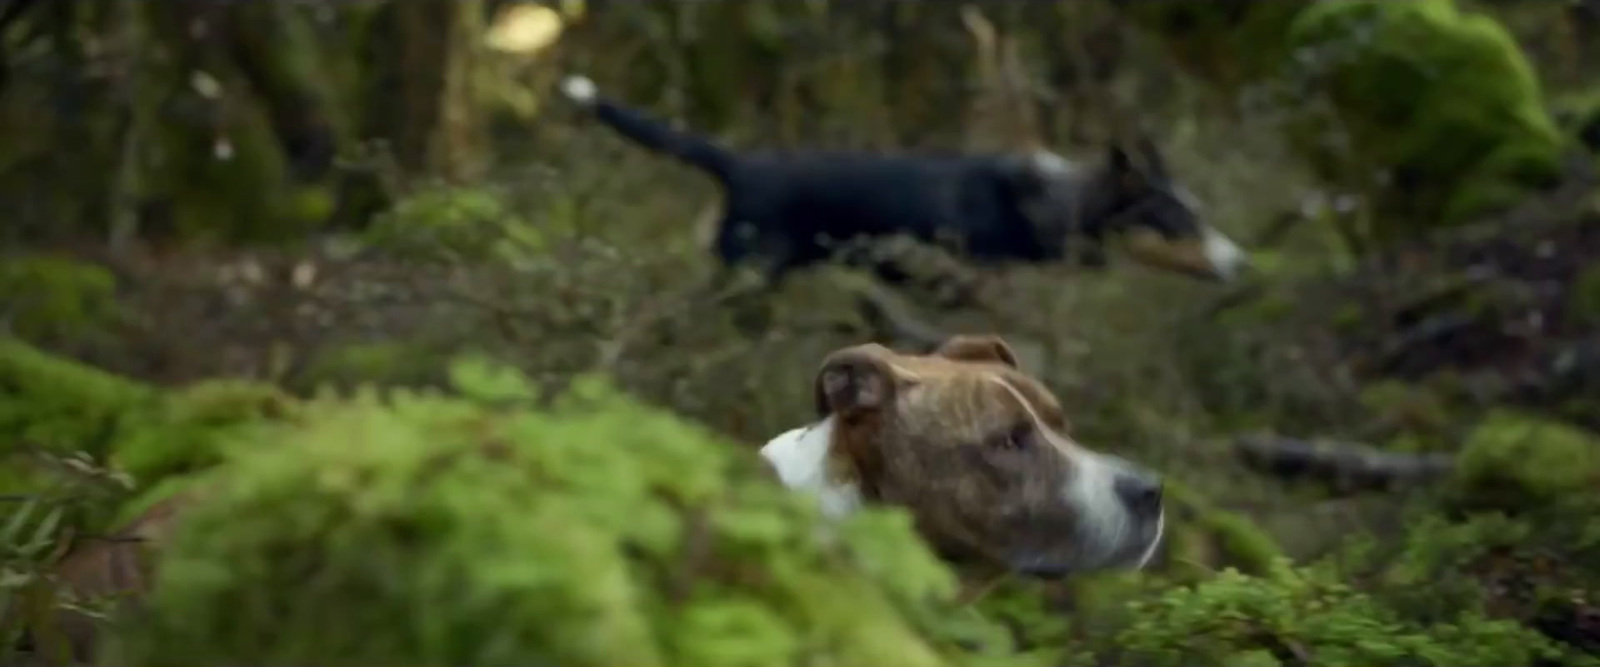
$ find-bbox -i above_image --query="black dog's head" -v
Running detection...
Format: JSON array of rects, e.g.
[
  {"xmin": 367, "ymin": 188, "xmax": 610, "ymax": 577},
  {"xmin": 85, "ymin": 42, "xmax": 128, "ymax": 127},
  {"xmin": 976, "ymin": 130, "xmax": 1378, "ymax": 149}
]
[{"xmin": 1004, "ymin": 140, "xmax": 1249, "ymax": 283}]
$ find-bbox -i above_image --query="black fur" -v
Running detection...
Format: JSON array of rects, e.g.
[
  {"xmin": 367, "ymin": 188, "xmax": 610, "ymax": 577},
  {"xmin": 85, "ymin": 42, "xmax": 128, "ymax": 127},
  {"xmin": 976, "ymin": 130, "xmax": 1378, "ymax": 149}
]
[{"xmin": 567, "ymin": 78, "xmax": 1215, "ymax": 291}]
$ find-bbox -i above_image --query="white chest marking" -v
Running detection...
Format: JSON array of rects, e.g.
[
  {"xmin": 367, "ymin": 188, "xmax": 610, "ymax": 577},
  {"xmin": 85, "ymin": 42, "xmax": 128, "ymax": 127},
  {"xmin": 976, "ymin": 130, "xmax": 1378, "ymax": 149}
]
[{"xmin": 758, "ymin": 416, "xmax": 862, "ymax": 518}]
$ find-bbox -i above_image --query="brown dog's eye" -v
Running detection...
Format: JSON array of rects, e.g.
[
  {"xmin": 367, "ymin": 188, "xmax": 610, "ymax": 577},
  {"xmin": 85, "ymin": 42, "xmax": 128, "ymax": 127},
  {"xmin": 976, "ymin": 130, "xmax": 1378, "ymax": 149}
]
[{"xmin": 993, "ymin": 422, "xmax": 1034, "ymax": 451}]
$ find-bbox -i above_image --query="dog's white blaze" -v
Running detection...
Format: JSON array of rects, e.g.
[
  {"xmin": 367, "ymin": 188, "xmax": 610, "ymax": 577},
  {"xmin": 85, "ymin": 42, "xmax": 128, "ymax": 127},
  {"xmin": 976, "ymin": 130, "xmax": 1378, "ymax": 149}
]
[
  {"xmin": 1029, "ymin": 150, "xmax": 1075, "ymax": 176},
  {"xmin": 758, "ymin": 417, "xmax": 862, "ymax": 518},
  {"xmin": 1136, "ymin": 512, "xmax": 1165, "ymax": 569},
  {"xmin": 1201, "ymin": 225, "xmax": 1248, "ymax": 281},
  {"xmin": 1067, "ymin": 450, "xmax": 1128, "ymax": 566},
  {"xmin": 989, "ymin": 376, "xmax": 1161, "ymax": 570},
  {"xmin": 560, "ymin": 75, "xmax": 597, "ymax": 105}
]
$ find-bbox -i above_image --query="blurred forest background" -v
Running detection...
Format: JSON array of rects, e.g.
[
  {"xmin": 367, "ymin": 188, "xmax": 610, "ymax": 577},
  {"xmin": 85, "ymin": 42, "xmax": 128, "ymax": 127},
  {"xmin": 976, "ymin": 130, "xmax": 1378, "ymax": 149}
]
[{"xmin": 3, "ymin": 0, "xmax": 1600, "ymax": 665}]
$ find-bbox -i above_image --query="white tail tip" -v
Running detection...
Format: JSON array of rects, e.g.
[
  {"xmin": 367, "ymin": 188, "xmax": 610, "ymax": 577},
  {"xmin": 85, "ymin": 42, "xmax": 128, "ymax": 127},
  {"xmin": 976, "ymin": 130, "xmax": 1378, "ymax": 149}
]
[{"xmin": 560, "ymin": 75, "xmax": 597, "ymax": 104}]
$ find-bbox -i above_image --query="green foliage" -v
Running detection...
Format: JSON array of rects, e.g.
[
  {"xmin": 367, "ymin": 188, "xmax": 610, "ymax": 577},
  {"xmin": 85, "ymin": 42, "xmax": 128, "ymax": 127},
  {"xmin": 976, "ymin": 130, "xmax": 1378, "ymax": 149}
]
[
  {"xmin": 106, "ymin": 362, "xmax": 1028, "ymax": 667},
  {"xmin": 1285, "ymin": 0, "xmax": 1565, "ymax": 232},
  {"xmin": 1158, "ymin": 481, "xmax": 1288, "ymax": 582},
  {"xmin": 1113, "ymin": 563, "xmax": 1567, "ymax": 667},
  {"xmin": 0, "ymin": 452, "xmax": 137, "ymax": 666},
  {"xmin": 1450, "ymin": 410, "xmax": 1600, "ymax": 512},
  {"xmin": 0, "ymin": 256, "xmax": 119, "ymax": 342},
  {"xmin": 362, "ymin": 184, "xmax": 574, "ymax": 263},
  {"xmin": 1360, "ymin": 381, "xmax": 1461, "ymax": 452},
  {"xmin": 363, "ymin": 185, "xmax": 524, "ymax": 260}
]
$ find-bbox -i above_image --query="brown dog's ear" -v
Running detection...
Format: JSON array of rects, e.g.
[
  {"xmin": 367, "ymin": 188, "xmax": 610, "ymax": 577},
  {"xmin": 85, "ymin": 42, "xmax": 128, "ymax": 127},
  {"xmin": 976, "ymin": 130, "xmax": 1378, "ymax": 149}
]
[
  {"xmin": 814, "ymin": 344, "xmax": 901, "ymax": 419},
  {"xmin": 935, "ymin": 335, "xmax": 1019, "ymax": 369}
]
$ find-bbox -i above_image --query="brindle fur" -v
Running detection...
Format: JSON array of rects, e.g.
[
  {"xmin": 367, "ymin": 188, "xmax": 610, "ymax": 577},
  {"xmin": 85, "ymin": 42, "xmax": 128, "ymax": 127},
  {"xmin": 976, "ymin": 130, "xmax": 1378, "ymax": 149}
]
[{"xmin": 812, "ymin": 335, "xmax": 1163, "ymax": 573}]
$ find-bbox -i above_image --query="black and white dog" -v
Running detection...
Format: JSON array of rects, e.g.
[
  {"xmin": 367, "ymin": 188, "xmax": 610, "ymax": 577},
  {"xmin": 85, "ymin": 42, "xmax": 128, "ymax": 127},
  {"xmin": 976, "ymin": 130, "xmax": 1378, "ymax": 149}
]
[{"xmin": 559, "ymin": 74, "xmax": 1248, "ymax": 299}]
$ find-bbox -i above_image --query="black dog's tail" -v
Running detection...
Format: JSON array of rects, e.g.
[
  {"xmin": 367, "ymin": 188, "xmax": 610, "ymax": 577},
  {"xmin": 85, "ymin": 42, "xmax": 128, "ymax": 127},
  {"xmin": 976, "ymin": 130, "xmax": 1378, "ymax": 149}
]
[{"xmin": 560, "ymin": 75, "xmax": 736, "ymax": 183}]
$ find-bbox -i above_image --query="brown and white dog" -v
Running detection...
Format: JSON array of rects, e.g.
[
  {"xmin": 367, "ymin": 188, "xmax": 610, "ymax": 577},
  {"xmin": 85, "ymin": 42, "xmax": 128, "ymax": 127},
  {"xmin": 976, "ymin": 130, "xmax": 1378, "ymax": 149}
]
[{"xmin": 761, "ymin": 334, "xmax": 1164, "ymax": 577}]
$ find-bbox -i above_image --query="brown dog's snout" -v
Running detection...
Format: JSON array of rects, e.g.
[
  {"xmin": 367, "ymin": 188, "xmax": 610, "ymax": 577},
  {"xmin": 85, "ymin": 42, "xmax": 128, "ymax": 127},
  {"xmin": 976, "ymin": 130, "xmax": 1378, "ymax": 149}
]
[{"xmin": 1113, "ymin": 469, "xmax": 1164, "ymax": 519}]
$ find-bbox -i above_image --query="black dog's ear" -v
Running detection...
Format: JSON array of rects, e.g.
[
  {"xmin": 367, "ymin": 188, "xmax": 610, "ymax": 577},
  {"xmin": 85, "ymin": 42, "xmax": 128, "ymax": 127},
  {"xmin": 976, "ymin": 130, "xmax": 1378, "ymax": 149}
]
[
  {"xmin": 1136, "ymin": 136, "xmax": 1169, "ymax": 180},
  {"xmin": 1107, "ymin": 143, "xmax": 1149, "ymax": 191}
]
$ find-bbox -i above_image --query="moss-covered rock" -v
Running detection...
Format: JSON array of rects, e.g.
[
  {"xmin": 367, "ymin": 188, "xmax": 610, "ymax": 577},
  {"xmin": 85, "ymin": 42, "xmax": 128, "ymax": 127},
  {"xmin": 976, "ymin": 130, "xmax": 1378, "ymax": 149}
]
[
  {"xmin": 1115, "ymin": 0, "xmax": 1566, "ymax": 241},
  {"xmin": 1450, "ymin": 410, "xmax": 1600, "ymax": 513},
  {"xmin": 104, "ymin": 362, "xmax": 1030, "ymax": 667},
  {"xmin": 1285, "ymin": 0, "xmax": 1565, "ymax": 232}
]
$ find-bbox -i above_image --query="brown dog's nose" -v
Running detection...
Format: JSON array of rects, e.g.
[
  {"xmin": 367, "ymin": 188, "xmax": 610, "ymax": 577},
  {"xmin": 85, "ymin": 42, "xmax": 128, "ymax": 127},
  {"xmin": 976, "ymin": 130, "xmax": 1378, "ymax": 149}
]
[{"xmin": 1113, "ymin": 471, "xmax": 1163, "ymax": 518}]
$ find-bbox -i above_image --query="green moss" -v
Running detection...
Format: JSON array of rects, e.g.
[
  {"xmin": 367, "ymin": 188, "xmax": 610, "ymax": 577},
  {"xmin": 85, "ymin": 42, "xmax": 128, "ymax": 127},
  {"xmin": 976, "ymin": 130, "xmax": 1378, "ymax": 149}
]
[
  {"xmin": 1451, "ymin": 410, "xmax": 1600, "ymax": 513},
  {"xmin": 1567, "ymin": 263, "xmax": 1600, "ymax": 327},
  {"xmin": 1117, "ymin": 0, "xmax": 1564, "ymax": 240},
  {"xmin": 0, "ymin": 256, "xmax": 119, "ymax": 342},
  {"xmin": 1360, "ymin": 381, "xmax": 1460, "ymax": 452},
  {"xmin": 298, "ymin": 340, "xmax": 446, "ymax": 389},
  {"xmin": 106, "ymin": 364, "xmax": 1034, "ymax": 667},
  {"xmin": 0, "ymin": 338, "xmax": 154, "ymax": 462},
  {"xmin": 1160, "ymin": 481, "xmax": 1287, "ymax": 581},
  {"xmin": 111, "ymin": 379, "xmax": 297, "ymax": 489},
  {"xmin": 1111, "ymin": 563, "xmax": 1566, "ymax": 667},
  {"xmin": 1284, "ymin": 0, "xmax": 1565, "ymax": 233},
  {"xmin": 0, "ymin": 338, "xmax": 299, "ymax": 544},
  {"xmin": 1373, "ymin": 513, "xmax": 1530, "ymax": 617}
]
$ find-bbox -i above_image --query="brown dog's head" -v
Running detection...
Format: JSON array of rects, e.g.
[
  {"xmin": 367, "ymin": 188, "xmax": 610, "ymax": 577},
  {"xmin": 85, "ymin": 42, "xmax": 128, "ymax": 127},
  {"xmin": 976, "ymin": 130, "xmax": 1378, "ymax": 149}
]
[{"xmin": 766, "ymin": 335, "xmax": 1164, "ymax": 578}]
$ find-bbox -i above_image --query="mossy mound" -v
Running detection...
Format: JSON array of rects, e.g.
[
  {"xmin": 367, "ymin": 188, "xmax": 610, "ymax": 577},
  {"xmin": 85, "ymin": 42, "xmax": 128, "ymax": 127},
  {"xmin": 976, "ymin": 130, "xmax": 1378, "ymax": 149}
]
[
  {"xmin": 1117, "ymin": 0, "xmax": 1566, "ymax": 239},
  {"xmin": 1285, "ymin": 0, "xmax": 1565, "ymax": 231},
  {"xmin": 1450, "ymin": 410, "xmax": 1600, "ymax": 513},
  {"xmin": 106, "ymin": 361, "xmax": 1025, "ymax": 667}
]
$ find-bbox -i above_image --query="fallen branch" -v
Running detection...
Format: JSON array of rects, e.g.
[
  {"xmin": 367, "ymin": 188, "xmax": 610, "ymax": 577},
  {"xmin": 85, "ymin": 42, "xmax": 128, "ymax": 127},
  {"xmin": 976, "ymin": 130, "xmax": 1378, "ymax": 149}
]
[{"xmin": 1234, "ymin": 434, "xmax": 1455, "ymax": 494}]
